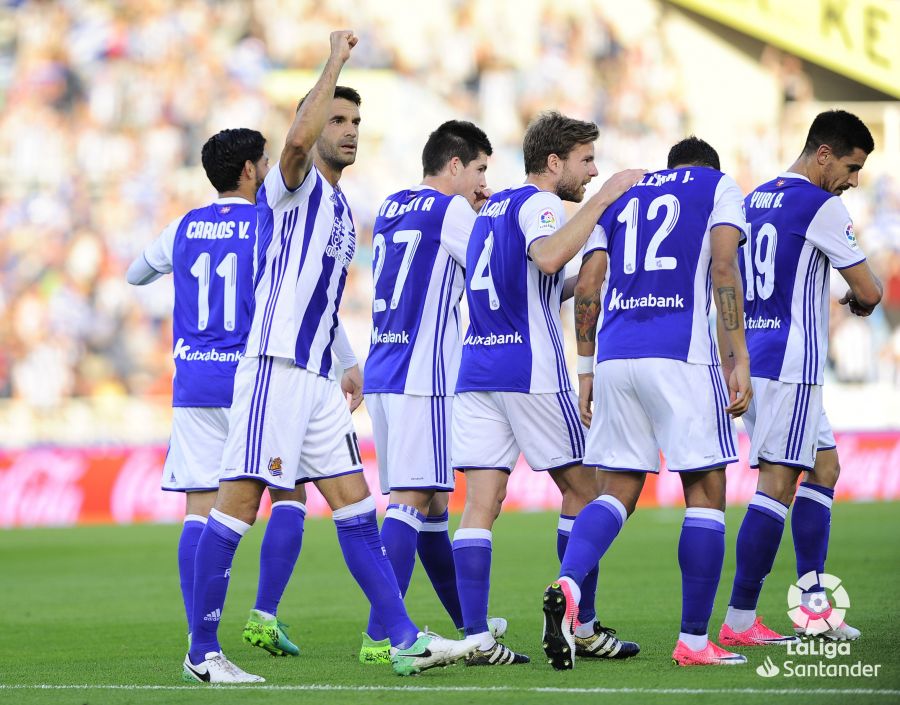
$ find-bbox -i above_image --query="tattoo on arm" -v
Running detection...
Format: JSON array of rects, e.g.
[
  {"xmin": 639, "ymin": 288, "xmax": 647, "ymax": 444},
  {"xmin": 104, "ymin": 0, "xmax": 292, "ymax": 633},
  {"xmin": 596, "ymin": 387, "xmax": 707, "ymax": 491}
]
[
  {"xmin": 717, "ymin": 286, "xmax": 739, "ymax": 330},
  {"xmin": 575, "ymin": 290, "xmax": 602, "ymax": 343}
]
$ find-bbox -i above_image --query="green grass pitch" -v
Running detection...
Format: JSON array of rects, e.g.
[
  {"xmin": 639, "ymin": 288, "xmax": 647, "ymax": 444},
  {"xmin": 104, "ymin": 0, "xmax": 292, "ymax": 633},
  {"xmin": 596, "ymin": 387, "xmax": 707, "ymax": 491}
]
[{"xmin": 2, "ymin": 503, "xmax": 898, "ymax": 705}]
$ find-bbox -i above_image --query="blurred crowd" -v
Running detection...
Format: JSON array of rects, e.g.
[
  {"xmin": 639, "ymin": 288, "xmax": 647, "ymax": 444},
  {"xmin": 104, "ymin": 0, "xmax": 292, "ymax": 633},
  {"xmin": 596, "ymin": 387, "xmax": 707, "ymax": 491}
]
[{"xmin": 1, "ymin": 0, "xmax": 898, "ymax": 426}]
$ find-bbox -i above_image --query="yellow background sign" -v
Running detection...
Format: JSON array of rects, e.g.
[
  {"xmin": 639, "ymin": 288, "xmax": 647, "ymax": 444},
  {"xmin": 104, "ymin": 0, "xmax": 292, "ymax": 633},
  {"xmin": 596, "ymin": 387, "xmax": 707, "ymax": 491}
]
[{"xmin": 667, "ymin": 0, "xmax": 900, "ymax": 98}]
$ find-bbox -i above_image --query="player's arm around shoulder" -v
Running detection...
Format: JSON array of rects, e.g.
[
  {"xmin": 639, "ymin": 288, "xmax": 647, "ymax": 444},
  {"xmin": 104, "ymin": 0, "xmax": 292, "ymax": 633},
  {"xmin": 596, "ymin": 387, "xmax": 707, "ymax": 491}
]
[
  {"xmin": 280, "ymin": 30, "xmax": 358, "ymax": 190},
  {"xmin": 528, "ymin": 169, "xmax": 645, "ymax": 275}
]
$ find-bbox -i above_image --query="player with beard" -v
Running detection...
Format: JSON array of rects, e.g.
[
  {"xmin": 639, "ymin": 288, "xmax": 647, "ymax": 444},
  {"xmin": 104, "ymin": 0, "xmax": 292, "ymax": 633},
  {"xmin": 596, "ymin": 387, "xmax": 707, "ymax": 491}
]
[{"xmin": 450, "ymin": 111, "xmax": 645, "ymax": 665}]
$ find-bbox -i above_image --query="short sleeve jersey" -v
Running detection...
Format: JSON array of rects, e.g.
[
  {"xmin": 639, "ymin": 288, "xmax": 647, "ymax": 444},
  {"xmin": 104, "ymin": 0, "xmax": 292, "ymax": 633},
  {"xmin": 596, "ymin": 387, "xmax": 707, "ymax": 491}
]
[
  {"xmin": 583, "ymin": 167, "xmax": 747, "ymax": 365},
  {"xmin": 363, "ymin": 187, "xmax": 476, "ymax": 396},
  {"xmin": 740, "ymin": 172, "xmax": 866, "ymax": 384},
  {"xmin": 456, "ymin": 185, "xmax": 571, "ymax": 394}
]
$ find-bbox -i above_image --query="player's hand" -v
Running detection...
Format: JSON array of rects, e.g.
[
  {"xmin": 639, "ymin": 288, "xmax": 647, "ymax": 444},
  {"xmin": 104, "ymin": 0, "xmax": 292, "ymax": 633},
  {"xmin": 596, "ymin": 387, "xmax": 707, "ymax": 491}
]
[
  {"xmin": 839, "ymin": 289, "xmax": 876, "ymax": 317},
  {"xmin": 578, "ymin": 373, "xmax": 594, "ymax": 427},
  {"xmin": 473, "ymin": 187, "xmax": 492, "ymax": 212},
  {"xmin": 724, "ymin": 359, "xmax": 752, "ymax": 418},
  {"xmin": 596, "ymin": 168, "xmax": 647, "ymax": 205},
  {"xmin": 329, "ymin": 30, "xmax": 358, "ymax": 63},
  {"xmin": 720, "ymin": 352, "xmax": 736, "ymax": 383},
  {"xmin": 341, "ymin": 364, "xmax": 364, "ymax": 412}
]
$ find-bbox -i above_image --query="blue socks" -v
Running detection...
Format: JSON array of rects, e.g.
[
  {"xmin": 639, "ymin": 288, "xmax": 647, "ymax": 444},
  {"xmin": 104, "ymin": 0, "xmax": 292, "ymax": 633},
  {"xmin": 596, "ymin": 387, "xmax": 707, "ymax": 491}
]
[
  {"xmin": 557, "ymin": 514, "xmax": 599, "ymax": 625},
  {"xmin": 418, "ymin": 511, "xmax": 464, "ymax": 629},
  {"xmin": 366, "ymin": 504, "xmax": 424, "ymax": 641},
  {"xmin": 178, "ymin": 515, "xmax": 206, "ymax": 631},
  {"xmin": 559, "ymin": 495, "xmax": 628, "ymax": 586},
  {"xmin": 792, "ymin": 482, "xmax": 834, "ymax": 586},
  {"xmin": 452, "ymin": 528, "xmax": 492, "ymax": 636},
  {"xmin": 254, "ymin": 501, "xmax": 306, "ymax": 616},
  {"xmin": 334, "ymin": 497, "xmax": 419, "ymax": 649},
  {"xmin": 679, "ymin": 508, "xmax": 725, "ymax": 635},
  {"xmin": 189, "ymin": 509, "xmax": 251, "ymax": 663},
  {"xmin": 729, "ymin": 491, "xmax": 789, "ymax": 610}
]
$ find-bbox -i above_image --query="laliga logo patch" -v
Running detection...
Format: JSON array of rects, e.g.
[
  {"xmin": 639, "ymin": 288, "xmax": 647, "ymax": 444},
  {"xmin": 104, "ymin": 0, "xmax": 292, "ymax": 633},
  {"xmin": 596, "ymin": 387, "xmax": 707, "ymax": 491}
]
[
  {"xmin": 787, "ymin": 571, "xmax": 850, "ymax": 635},
  {"xmin": 538, "ymin": 208, "xmax": 556, "ymax": 231},
  {"xmin": 845, "ymin": 222, "xmax": 858, "ymax": 249},
  {"xmin": 268, "ymin": 456, "xmax": 283, "ymax": 477}
]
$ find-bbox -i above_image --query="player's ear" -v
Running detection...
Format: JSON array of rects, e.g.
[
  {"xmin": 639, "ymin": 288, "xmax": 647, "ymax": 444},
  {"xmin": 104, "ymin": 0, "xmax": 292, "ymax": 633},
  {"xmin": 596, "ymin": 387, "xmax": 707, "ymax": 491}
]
[
  {"xmin": 816, "ymin": 144, "xmax": 831, "ymax": 165},
  {"xmin": 448, "ymin": 156, "xmax": 461, "ymax": 177},
  {"xmin": 547, "ymin": 153, "xmax": 561, "ymax": 175}
]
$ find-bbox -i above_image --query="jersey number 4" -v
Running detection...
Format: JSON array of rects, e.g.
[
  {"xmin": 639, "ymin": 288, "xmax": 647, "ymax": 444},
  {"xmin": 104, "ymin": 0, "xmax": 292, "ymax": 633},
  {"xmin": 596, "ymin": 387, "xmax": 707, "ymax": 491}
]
[
  {"xmin": 190, "ymin": 252, "xmax": 238, "ymax": 331},
  {"xmin": 471, "ymin": 231, "xmax": 500, "ymax": 310}
]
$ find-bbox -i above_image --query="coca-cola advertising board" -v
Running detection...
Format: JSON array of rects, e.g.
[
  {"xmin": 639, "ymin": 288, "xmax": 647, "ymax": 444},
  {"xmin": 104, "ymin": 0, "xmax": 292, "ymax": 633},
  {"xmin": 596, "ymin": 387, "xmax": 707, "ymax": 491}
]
[{"xmin": 1, "ymin": 432, "xmax": 898, "ymax": 528}]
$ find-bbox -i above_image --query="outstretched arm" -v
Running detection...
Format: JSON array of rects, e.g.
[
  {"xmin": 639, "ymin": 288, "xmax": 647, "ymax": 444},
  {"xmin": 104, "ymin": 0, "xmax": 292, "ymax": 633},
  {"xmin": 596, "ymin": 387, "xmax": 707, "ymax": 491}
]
[{"xmin": 281, "ymin": 31, "xmax": 358, "ymax": 190}]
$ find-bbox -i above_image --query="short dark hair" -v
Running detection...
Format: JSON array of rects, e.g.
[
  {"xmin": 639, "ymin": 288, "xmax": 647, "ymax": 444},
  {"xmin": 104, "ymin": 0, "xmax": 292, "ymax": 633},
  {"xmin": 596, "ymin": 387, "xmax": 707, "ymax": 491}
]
[
  {"xmin": 296, "ymin": 85, "xmax": 362, "ymax": 111},
  {"xmin": 802, "ymin": 110, "xmax": 874, "ymax": 157},
  {"xmin": 201, "ymin": 128, "xmax": 266, "ymax": 193},
  {"xmin": 422, "ymin": 120, "xmax": 493, "ymax": 176},
  {"xmin": 523, "ymin": 111, "xmax": 599, "ymax": 175},
  {"xmin": 667, "ymin": 136, "xmax": 720, "ymax": 170}
]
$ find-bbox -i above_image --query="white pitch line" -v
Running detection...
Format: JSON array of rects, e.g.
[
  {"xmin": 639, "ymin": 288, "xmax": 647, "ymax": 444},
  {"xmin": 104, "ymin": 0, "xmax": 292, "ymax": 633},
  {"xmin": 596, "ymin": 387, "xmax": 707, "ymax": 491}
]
[{"xmin": 0, "ymin": 685, "xmax": 898, "ymax": 695}]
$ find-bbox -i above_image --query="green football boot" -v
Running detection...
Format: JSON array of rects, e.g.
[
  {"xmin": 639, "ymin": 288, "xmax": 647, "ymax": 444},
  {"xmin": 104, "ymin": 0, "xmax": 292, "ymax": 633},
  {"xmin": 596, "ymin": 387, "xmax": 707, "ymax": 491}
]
[
  {"xmin": 358, "ymin": 632, "xmax": 392, "ymax": 665},
  {"xmin": 242, "ymin": 609, "xmax": 300, "ymax": 657}
]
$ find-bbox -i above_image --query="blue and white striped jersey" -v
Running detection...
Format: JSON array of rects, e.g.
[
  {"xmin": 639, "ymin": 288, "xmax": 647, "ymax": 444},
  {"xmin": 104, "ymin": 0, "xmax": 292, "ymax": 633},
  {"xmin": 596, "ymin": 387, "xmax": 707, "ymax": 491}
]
[
  {"xmin": 584, "ymin": 168, "xmax": 746, "ymax": 365},
  {"xmin": 363, "ymin": 187, "xmax": 475, "ymax": 396},
  {"xmin": 740, "ymin": 172, "xmax": 866, "ymax": 385},
  {"xmin": 142, "ymin": 197, "xmax": 257, "ymax": 407},
  {"xmin": 456, "ymin": 185, "xmax": 571, "ymax": 394},
  {"xmin": 244, "ymin": 164, "xmax": 356, "ymax": 378}
]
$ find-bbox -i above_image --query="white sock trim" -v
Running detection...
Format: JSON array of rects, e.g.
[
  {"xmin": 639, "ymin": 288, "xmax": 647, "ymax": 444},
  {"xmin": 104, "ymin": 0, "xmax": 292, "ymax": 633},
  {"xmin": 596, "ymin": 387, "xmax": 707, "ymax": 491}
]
[
  {"xmin": 184, "ymin": 514, "xmax": 207, "ymax": 525},
  {"xmin": 453, "ymin": 528, "xmax": 492, "ymax": 543},
  {"xmin": 208, "ymin": 508, "xmax": 252, "ymax": 536},
  {"xmin": 678, "ymin": 632, "xmax": 709, "ymax": 651},
  {"xmin": 332, "ymin": 495, "xmax": 377, "ymax": 522},
  {"xmin": 594, "ymin": 494, "xmax": 628, "ymax": 526},
  {"xmin": 558, "ymin": 576, "xmax": 582, "ymax": 606},
  {"xmin": 796, "ymin": 485, "xmax": 833, "ymax": 508},
  {"xmin": 749, "ymin": 492, "xmax": 789, "ymax": 520},
  {"xmin": 385, "ymin": 507, "xmax": 424, "ymax": 531},
  {"xmin": 420, "ymin": 520, "xmax": 449, "ymax": 533},
  {"xmin": 271, "ymin": 500, "xmax": 307, "ymax": 514},
  {"xmin": 557, "ymin": 516, "xmax": 574, "ymax": 533},
  {"xmin": 685, "ymin": 507, "xmax": 726, "ymax": 525}
]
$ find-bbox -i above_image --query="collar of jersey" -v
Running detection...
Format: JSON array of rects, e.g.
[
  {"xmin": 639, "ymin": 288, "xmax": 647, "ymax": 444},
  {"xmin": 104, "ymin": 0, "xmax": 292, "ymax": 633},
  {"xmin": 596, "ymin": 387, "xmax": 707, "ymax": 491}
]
[
  {"xmin": 778, "ymin": 171, "xmax": 810, "ymax": 183},
  {"xmin": 214, "ymin": 196, "xmax": 253, "ymax": 205}
]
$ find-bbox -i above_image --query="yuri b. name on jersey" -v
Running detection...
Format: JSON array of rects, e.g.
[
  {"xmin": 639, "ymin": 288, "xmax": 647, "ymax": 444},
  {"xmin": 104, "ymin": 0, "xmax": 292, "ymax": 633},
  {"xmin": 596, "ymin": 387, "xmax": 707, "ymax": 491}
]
[
  {"xmin": 371, "ymin": 327, "xmax": 410, "ymax": 345},
  {"xmin": 173, "ymin": 337, "xmax": 243, "ymax": 362},
  {"xmin": 185, "ymin": 220, "xmax": 252, "ymax": 239},
  {"xmin": 607, "ymin": 288, "xmax": 684, "ymax": 311},
  {"xmin": 748, "ymin": 191, "xmax": 785, "ymax": 209}
]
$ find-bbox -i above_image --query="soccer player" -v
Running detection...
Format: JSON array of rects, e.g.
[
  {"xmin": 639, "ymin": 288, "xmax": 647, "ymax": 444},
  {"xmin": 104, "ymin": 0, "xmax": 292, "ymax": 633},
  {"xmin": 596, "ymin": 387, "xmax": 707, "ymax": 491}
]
[
  {"xmin": 360, "ymin": 120, "xmax": 508, "ymax": 663},
  {"xmin": 720, "ymin": 110, "xmax": 881, "ymax": 645},
  {"xmin": 126, "ymin": 127, "xmax": 314, "ymax": 658},
  {"xmin": 542, "ymin": 136, "xmax": 752, "ymax": 669},
  {"xmin": 182, "ymin": 31, "xmax": 476, "ymax": 684},
  {"xmin": 452, "ymin": 111, "xmax": 644, "ymax": 665}
]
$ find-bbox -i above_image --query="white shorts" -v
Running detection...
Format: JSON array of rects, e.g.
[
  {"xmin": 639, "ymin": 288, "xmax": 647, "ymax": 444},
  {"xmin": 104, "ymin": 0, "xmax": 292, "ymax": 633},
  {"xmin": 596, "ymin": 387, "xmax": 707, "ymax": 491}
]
[
  {"xmin": 220, "ymin": 356, "xmax": 362, "ymax": 489},
  {"xmin": 162, "ymin": 406, "xmax": 229, "ymax": 492},
  {"xmin": 743, "ymin": 377, "xmax": 834, "ymax": 471},
  {"xmin": 584, "ymin": 358, "xmax": 738, "ymax": 473},
  {"xmin": 366, "ymin": 393, "xmax": 454, "ymax": 494},
  {"xmin": 451, "ymin": 391, "xmax": 586, "ymax": 472}
]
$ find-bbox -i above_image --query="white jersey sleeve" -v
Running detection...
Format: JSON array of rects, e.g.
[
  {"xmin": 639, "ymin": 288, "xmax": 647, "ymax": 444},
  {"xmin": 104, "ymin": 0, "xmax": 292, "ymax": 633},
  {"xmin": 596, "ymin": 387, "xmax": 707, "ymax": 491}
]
[
  {"xmin": 263, "ymin": 162, "xmax": 319, "ymax": 210},
  {"xmin": 806, "ymin": 196, "xmax": 866, "ymax": 269},
  {"xmin": 440, "ymin": 195, "xmax": 477, "ymax": 266},
  {"xmin": 332, "ymin": 319, "xmax": 358, "ymax": 369},
  {"xmin": 582, "ymin": 224, "xmax": 608, "ymax": 256},
  {"xmin": 518, "ymin": 191, "xmax": 567, "ymax": 253},
  {"xmin": 136, "ymin": 216, "xmax": 181, "ymax": 280},
  {"xmin": 710, "ymin": 174, "xmax": 748, "ymax": 244}
]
